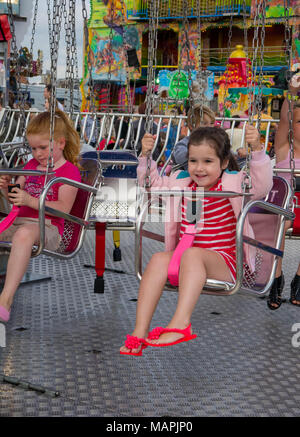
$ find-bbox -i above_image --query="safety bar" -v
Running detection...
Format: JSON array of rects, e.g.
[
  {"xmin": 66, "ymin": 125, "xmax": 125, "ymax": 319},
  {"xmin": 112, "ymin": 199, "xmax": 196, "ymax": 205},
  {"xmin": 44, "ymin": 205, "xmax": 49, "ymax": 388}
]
[
  {"xmin": 99, "ymin": 159, "xmax": 139, "ymax": 167},
  {"xmin": 273, "ymin": 168, "xmax": 300, "ymax": 176},
  {"xmin": 135, "ymin": 196, "xmax": 294, "ymax": 296},
  {"xmin": 142, "ymin": 189, "xmax": 252, "ymax": 198},
  {"xmin": 0, "ymin": 168, "xmax": 56, "ymax": 176},
  {"xmin": 235, "ymin": 199, "xmax": 294, "ymax": 297},
  {"xmin": 35, "ymin": 177, "xmax": 98, "ymax": 258}
]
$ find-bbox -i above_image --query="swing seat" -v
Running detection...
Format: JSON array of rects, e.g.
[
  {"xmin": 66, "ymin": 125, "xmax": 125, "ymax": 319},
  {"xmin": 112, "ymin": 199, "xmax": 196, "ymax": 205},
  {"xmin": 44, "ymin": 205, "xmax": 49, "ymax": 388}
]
[
  {"xmin": 0, "ymin": 157, "xmax": 100, "ymax": 259},
  {"xmin": 84, "ymin": 150, "xmax": 140, "ymax": 224},
  {"xmin": 288, "ymin": 177, "xmax": 300, "ymax": 237},
  {"xmin": 291, "ymin": 191, "xmax": 300, "ymax": 236},
  {"xmin": 135, "ymin": 176, "xmax": 294, "ymax": 297}
]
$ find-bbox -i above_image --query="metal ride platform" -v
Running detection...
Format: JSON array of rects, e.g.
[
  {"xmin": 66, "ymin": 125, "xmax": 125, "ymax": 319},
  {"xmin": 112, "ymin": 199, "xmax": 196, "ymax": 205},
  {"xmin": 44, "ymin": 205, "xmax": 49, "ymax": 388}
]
[{"xmin": 0, "ymin": 226, "xmax": 299, "ymax": 418}]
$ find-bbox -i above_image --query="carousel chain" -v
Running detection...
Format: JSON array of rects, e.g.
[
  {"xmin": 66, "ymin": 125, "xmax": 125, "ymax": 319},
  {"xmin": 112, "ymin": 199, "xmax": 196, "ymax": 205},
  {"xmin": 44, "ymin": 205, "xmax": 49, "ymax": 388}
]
[
  {"xmin": 29, "ymin": 0, "xmax": 39, "ymax": 74},
  {"xmin": 81, "ymin": 0, "xmax": 100, "ymax": 161},
  {"xmin": 7, "ymin": 0, "xmax": 27, "ymax": 141},
  {"xmin": 182, "ymin": 0, "xmax": 195, "ymax": 129},
  {"xmin": 48, "ymin": 0, "xmax": 63, "ymax": 171},
  {"xmin": 242, "ymin": 0, "xmax": 250, "ymax": 90},
  {"xmin": 243, "ymin": 0, "xmax": 263, "ymax": 195},
  {"xmin": 119, "ymin": 0, "xmax": 137, "ymax": 153},
  {"xmin": 284, "ymin": 0, "xmax": 296, "ymax": 195},
  {"xmin": 70, "ymin": 0, "xmax": 78, "ymax": 117},
  {"xmin": 144, "ymin": 0, "xmax": 159, "ymax": 187},
  {"xmin": 255, "ymin": 0, "xmax": 267, "ymax": 132},
  {"xmin": 195, "ymin": 0, "xmax": 204, "ymax": 120},
  {"xmin": 64, "ymin": 0, "xmax": 71, "ymax": 107},
  {"xmin": 144, "ymin": 0, "xmax": 158, "ymax": 134},
  {"xmin": 249, "ymin": 0, "xmax": 263, "ymax": 124},
  {"xmin": 106, "ymin": 0, "xmax": 116, "ymax": 112},
  {"xmin": 66, "ymin": 0, "xmax": 77, "ymax": 118},
  {"xmin": 81, "ymin": 0, "xmax": 96, "ymax": 113},
  {"xmin": 119, "ymin": 0, "xmax": 133, "ymax": 113},
  {"xmin": 222, "ymin": 13, "xmax": 233, "ymax": 121},
  {"xmin": 242, "ymin": 0, "xmax": 266, "ymax": 197}
]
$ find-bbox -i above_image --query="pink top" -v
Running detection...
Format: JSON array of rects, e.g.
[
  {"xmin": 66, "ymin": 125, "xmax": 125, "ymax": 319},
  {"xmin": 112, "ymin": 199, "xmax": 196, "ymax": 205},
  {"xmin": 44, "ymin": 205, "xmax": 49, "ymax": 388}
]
[
  {"xmin": 17, "ymin": 159, "xmax": 81, "ymax": 235},
  {"xmin": 137, "ymin": 150, "xmax": 273, "ymax": 272},
  {"xmin": 276, "ymin": 151, "xmax": 300, "ymax": 185}
]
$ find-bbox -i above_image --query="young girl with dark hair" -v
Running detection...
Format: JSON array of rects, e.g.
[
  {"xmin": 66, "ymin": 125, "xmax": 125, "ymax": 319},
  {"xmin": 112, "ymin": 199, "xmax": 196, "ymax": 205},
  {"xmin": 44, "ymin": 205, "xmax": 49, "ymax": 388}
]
[{"xmin": 120, "ymin": 125, "xmax": 273, "ymax": 356}]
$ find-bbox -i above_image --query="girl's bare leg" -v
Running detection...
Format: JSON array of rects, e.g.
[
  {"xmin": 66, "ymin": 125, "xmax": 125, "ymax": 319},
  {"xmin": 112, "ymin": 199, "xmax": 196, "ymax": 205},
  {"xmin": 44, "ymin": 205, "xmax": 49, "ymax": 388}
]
[
  {"xmin": 147, "ymin": 247, "xmax": 232, "ymax": 345},
  {"xmin": 120, "ymin": 250, "xmax": 173, "ymax": 353},
  {"xmin": 0, "ymin": 224, "xmax": 40, "ymax": 311}
]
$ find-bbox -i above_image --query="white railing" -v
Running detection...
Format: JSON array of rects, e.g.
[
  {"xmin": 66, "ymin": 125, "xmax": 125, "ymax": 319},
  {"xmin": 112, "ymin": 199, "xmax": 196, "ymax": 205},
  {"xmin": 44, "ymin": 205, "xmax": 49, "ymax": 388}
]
[{"xmin": 0, "ymin": 109, "xmax": 279, "ymax": 169}]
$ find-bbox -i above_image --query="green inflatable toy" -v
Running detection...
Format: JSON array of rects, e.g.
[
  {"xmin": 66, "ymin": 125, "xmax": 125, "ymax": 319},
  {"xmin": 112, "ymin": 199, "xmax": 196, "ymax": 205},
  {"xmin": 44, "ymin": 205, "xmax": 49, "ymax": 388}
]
[{"xmin": 168, "ymin": 71, "xmax": 189, "ymax": 99}]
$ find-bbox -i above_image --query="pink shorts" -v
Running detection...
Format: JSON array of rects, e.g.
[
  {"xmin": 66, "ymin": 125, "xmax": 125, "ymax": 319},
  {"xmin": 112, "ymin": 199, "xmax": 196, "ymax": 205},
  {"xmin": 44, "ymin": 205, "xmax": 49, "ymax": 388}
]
[{"xmin": 0, "ymin": 217, "xmax": 61, "ymax": 251}]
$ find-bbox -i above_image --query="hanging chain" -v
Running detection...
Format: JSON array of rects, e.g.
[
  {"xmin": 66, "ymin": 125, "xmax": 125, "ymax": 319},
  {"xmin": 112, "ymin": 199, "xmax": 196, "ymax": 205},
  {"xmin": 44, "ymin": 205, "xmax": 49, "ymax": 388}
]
[
  {"xmin": 248, "ymin": 0, "xmax": 262, "ymax": 124},
  {"xmin": 242, "ymin": 0, "xmax": 265, "ymax": 195},
  {"xmin": 7, "ymin": 0, "xmax": 27, "ymax": 142},
  {"xmin": 196, "ymin": 0, "xmax": 204, "ymax": 121},
  {"xmin": 222, "ymin": 14, "xmax": 233, "ymax": 121},
  {"xmin": 64, "ymin": 0, "xmax": 71, "ymax": 109},
  {"xmin": 106, "ymin": 0, "xmax": 115, "ymax": 112},
  {"xmin": 144, "ymin": 0, "xmax": 159, "ymax": 188},
  {"xmin": 284, "ymin": 0, "xmax": 296, "ymax": 195},
  {"xmin": 29, "ymin": 0, "xmax": 39, "ymax": 76},
  {"xmin": 119, "ymin": 0, "xmax": 137, "ymax": 154},
  {"xmin": 64, "ymin": 0, "xmax": 76, "ymax": 119},
  {"xmin": 47, "ymin": 0, "xmax": 63, "ymax": 172},
  {"xmin": 82, "ymin": 0, "xmax": 96, "ymax": 113},
  {"xmin": 120, "ymin": 0, "xmax": 133, "ymax": 113},
  {"xmin": 182, "ymin": 0, "xmax": 195, "ymax": 129},
  {"xmin": 82, "ymin": 0, "xmax": 100, "ymax": 160},
  {"xmin": 255, "ymin": 0, "xmax": 266, "ymax": 133},
  {"xmin": 242, "ymin": 0, "xmax": 250, "ymax": 91}
]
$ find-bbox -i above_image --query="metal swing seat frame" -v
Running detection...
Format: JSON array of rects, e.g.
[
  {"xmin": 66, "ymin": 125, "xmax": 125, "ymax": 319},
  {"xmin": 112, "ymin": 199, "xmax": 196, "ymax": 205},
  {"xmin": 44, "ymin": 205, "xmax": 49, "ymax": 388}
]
[
  {"xmin": 0, "ymin": 155, "xmax": 101, "ymax": 260},
  {"xmin": 135, "ymin": 176, "xmax": 294, "ymax": 297}
]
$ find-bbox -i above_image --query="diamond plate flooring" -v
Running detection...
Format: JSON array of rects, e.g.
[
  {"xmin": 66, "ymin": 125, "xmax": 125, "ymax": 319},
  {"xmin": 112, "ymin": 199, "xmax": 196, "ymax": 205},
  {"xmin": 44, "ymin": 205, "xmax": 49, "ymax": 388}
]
[{"xmin": 0, "ymin": 227, "xmax": 299, "ymax": 417}]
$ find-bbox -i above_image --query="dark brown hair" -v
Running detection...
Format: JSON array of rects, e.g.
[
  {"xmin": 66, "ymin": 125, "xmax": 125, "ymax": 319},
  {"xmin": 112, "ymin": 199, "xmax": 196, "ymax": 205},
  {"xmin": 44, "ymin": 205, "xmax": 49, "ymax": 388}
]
[{"xmin": 188, "ymin": 126, "xmax": 239, "ymax": 172}]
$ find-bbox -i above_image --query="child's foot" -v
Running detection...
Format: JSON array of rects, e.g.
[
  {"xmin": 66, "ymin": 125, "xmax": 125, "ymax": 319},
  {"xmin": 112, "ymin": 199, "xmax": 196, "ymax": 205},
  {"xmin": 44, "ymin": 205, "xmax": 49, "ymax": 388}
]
[
  {"xmin": 290, "ymin": 274, "xmax": 300, "ymax": 306},
  {"xmin": 120, "ymin": 331, "xmax": 148, "ymax": 356},
  {"xmin": 146, "ymin": 323, "xmax": 196, "ymax": 347},
  {"xmin": 267, "ymin": 274, "xmax": 285, "ymax": 310},
  {"xmin": 0, "ymin": 296, "xmax": 12, "ymax": 312}
]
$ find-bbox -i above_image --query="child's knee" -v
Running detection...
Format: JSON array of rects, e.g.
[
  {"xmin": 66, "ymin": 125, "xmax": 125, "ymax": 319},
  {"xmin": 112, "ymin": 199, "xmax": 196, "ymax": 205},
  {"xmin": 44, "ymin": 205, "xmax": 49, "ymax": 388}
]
[
  {"xmin": 181, "ymin": 247, "xmax": 205, "ymax": 265},
  {"xmin": 150, "ymin": 251, "xmax": 170, "ymax": 267}
]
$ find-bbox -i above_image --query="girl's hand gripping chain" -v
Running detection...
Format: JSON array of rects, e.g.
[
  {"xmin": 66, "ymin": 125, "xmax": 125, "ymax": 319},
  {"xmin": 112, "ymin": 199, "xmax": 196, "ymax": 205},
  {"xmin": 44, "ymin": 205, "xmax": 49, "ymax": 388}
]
[
  {"xmin": 245, "ymin": 123, "xmax": 262, "ymax": 151},
  {"xmin": 141, "ymin": 133, "xmax": 156, "ymax": 157},
  {"xmin": 290, "ymin": 72, "xmax": 300, "ymax": 96}
]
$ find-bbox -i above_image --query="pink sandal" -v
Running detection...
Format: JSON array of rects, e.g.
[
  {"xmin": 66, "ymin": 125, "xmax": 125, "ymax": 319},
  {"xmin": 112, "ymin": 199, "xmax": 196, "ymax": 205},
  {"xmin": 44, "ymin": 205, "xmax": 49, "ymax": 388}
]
[
  {"xmin": 145, "ymin": 323, "xmax": 197, "ymax": 348},
  {"xmin": 120, "ymin": 335, "xmax": 148, "ymax": 357}
]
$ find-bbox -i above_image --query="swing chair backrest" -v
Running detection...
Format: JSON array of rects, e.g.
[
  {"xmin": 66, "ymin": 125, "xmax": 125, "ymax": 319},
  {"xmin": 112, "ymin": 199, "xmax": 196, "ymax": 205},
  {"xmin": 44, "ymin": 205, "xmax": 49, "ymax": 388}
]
[
  {"xmin": 83, "ymin": 150, "xmax": 139, "ymax": 224},
  {"xmin": 242, "ymin": 176, "xmax": 292, "ymax": 291},
  {"xmin": 56, "ymin": 157, "xmax": 100, "ymax": 254}
]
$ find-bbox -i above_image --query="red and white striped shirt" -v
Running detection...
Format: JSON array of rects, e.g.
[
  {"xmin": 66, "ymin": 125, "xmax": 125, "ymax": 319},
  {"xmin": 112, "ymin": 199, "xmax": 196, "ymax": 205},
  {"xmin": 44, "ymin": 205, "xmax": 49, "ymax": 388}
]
[{"xmin": 179, "ymin": 179, "xmax": 237, "ymax": 280}]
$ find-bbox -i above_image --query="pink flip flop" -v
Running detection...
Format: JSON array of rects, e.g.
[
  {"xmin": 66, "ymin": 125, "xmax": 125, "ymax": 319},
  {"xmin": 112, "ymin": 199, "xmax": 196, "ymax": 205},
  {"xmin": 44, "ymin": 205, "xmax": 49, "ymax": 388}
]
[
  {"xmin": 120, "ymin": 334, "xmax": 148, "ymax": 357},
  {"xmin": 0, "ymin": 305, "xmax": 10, "ymax": 323},
  {"xmin": 145, "ymin": 323, "xmax": 197, "ymax": 348}
]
